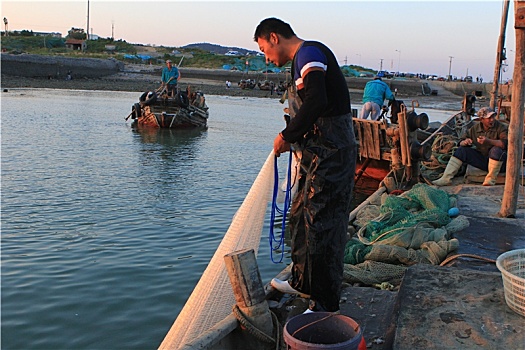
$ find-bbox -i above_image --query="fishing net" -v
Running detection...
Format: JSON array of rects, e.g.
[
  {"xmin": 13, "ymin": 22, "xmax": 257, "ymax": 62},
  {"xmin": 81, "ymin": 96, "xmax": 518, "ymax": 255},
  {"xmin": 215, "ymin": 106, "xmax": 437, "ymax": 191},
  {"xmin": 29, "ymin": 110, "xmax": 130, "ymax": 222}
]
[
  {"xmin": 344, "ymin": 184, "xmax": 469, "ymax": 286},
  {"xmin": 420, "ymin": 111, "xmax": 473, "ymax": 181},
  {"xmin": 159, "ymin": 152, "xmax": 276, "ymax": 350},
  {"xmin": 420, "ymin": 133, "xmax": 459, "ymax": 181}
]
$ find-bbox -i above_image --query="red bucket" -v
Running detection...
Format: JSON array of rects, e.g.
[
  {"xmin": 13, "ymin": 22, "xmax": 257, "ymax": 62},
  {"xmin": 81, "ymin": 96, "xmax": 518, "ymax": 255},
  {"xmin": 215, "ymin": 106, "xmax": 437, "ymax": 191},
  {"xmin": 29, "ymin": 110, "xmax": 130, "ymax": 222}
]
[{"xmin": 284, "ymin": 312, "xmax": 366, "ymax": 350}]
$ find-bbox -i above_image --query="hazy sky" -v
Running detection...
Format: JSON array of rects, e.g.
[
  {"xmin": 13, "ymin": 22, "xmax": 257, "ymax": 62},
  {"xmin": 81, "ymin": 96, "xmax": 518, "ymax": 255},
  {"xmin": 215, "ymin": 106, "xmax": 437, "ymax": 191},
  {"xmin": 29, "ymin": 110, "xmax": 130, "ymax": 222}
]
[{"xmin": 1, "ymin": 0, "xmax": 518, "ymax": 81}]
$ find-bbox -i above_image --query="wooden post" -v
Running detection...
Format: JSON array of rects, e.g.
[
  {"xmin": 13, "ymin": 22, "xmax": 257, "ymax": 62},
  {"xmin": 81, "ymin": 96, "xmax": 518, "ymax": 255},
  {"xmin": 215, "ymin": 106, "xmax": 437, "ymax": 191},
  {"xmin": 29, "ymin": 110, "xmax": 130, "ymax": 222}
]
[
  {"xmin": 224, "ymin": 249, "xmax": 274, "ymax": 347},
  {"xmin": 499, "ymin": 0, "xmax": 525, "ymax": 217},
  {"xmin": 490, "ymin": 0, "xmax": 511, "ymax": 109}
]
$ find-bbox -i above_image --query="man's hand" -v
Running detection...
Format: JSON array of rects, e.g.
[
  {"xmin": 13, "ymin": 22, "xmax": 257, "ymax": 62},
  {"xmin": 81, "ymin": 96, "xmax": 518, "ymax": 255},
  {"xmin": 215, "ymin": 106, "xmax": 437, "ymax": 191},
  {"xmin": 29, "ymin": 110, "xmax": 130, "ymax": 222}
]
[
  {"xmin": 476, "ymin": 135, "xmax": 487, "ymax": 145},
  {"xmin": 460, "ymin": 138, "xmax": 473, "ymax": 147},
  {"xmin": 273, "ymin": 133, "xmax": 290, "ymax": 157}
]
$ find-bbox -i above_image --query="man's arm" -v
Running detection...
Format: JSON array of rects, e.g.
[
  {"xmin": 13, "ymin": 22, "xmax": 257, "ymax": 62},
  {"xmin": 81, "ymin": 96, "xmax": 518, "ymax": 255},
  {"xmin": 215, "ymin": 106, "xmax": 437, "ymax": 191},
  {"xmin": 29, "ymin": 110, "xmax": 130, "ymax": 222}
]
[
  {"xmin": 384, "ymin": 85, "xmax": 395, "ymax": 101},
  {"xmin": 477, "ymin": 136, "xmax": 505, "ymax": 149}
]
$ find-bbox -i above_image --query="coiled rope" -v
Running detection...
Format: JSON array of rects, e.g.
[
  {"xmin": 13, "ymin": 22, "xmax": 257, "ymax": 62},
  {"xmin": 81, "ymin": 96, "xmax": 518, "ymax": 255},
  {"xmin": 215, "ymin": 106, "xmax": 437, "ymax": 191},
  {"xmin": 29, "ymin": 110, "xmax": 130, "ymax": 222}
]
[
  {"xmin": 269, "ymin": 152, "xmax": 293, "ymax": 263},
  {"xmin": 232, "ymin": 305, "xmax": 281, "ymax": 349}
]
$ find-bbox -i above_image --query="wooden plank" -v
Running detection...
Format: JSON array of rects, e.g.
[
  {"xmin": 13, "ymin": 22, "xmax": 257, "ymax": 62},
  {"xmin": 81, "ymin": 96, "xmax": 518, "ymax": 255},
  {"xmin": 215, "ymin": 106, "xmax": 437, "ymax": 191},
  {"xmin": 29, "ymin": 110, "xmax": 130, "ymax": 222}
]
[
  {"xmin": 364, "ymin": 122, "xmax": 374, "ymax": 159},
  {"xmin": 356, "ymin": 121, "xmax": 365, "ymax": 158},
  {"xmin": 372, "ymin": 123, "xmax": 381, "ymax": 159}
]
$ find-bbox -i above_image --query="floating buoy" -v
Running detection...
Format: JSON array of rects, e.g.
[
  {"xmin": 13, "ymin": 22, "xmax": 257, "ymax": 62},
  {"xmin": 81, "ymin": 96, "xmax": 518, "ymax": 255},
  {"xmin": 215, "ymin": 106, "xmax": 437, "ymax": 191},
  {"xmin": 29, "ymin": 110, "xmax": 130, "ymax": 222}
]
[{"xmin": 448, "ymin": 207, "xmax": 460, "ymax": 217}]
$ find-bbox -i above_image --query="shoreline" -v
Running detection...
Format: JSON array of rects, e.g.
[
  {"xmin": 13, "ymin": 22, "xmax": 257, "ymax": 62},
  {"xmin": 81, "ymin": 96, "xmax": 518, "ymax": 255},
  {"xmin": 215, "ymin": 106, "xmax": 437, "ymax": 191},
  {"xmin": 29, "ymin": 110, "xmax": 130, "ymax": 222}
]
[{"xmin": 1, "ymin": 70, "xmax": 473, "ymax": 111}]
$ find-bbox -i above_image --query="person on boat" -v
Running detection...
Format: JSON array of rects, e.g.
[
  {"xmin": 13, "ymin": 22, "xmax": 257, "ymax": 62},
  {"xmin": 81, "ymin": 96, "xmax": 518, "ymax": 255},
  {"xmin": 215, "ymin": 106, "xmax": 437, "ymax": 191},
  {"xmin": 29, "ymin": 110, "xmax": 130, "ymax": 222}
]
[
  {"xmin": 359, "ymin": 76, "xmax": 395, "ymax": 120},
  {"xmin": 161, "ymin": 59, "xmax": 180, "ymax": 97},
  {"xmin": 254, "ymin": 17, "xmax": 357, "ymax": 314},
  {"xmin": 432, "ymin": 107, "xmax": 508, "ymax": 186}
]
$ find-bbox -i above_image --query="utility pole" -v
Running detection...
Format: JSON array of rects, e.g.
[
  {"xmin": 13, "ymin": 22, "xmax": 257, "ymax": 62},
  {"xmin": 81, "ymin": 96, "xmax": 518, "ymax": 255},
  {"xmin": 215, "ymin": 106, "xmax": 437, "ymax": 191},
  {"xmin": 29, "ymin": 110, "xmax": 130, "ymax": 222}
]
[
  {"xmin": 395, "ymin": 49, "xmax": 401, "ymax": 74},
  {"xmin": 111, "ymin": 20, "xmax": 114, "ymax": 40},
  {"xmin": 86, "ymin": 0, "xmax": 90, "ymax": 41},
  {"xmin": 490, "ymin": 0, "xmax": 510, "ymax": 109},
  {"xmin": 379, "ymin": 58, "xmax": 384, "ymax": 71},
  {"xmin": 448, "ymin": 56, "xmax": 454, "ymax": 81}
]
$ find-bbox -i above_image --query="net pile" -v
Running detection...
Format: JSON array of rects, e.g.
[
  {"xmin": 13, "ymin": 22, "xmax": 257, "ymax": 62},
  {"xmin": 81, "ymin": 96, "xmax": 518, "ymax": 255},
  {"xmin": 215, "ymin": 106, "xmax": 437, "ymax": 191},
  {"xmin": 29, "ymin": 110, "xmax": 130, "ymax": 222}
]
[
  {"xmin": 420, "ymin": 111, "xmax": 473, "ymax": 181},
  {"xmin": 344, "ymin": 183, "xmax": 469, "ymax": 286},
  {"xmin": 420, "ymin": 133, "xmax": 459, "ymax": 181},
  {"xmin": 159, "ymin": 152, "xmax": 276, "ymax": 350}
]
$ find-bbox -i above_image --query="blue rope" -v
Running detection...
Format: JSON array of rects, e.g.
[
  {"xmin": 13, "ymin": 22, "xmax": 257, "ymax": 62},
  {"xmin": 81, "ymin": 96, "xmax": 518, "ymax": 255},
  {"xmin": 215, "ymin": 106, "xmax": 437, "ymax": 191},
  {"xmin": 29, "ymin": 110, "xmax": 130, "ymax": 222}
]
[{"xmin": 269, "ymin": 152, "xmax": 293, "ymax": 263}]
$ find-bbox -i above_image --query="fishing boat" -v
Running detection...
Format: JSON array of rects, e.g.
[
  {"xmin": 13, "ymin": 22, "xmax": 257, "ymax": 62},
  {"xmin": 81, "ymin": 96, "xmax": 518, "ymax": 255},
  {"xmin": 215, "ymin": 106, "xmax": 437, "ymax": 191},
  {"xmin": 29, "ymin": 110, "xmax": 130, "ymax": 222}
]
[
  {"xmin": 159, "ymin": 1, "xmax": 525, "ymax": 345},
  {"xmin": 157, "ymin": 89, "xmax": 524, "ymax": 349},
  {"xmin": 158, "ymin": 147, "xmax": 524, "ymax": 350},
  {"xmin": 257, "ymin": 79, "xmax": 274, "ymax": 91},
  {"xmin": 128, "ymin": 86, "xmax": 209, "ymax": 129},
  {"xmin": 354, "ymin": 94, "xmax": 487, "ymax": 195},
  {"xmin": 238, "ymin": 78, "xmax": 257, "ymax": 89}
]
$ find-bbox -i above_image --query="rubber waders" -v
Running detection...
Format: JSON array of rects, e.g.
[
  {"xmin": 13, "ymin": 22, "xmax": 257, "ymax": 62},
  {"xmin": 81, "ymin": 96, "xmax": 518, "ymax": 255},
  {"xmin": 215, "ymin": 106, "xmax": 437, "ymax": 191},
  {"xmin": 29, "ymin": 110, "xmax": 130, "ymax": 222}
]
[
  {"xmin": 482, "ymin": 159, "xmax": 504, "ymax": 186},
  {"xmin": 432, "ymin": 156, "xmax": 463, "ymax": 186}
]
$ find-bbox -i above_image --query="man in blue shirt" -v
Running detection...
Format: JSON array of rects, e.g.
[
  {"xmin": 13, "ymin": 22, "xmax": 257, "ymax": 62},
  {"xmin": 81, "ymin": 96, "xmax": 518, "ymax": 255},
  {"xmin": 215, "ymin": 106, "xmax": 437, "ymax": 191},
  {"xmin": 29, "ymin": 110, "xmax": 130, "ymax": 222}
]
[
  {"xmin": 161, "ymin": 60, "xmax": 180, "ymax": 96},
  {"xmin": 255, "ymin": 17, "xmax": 356, "ymax": 314},
  {"xmin": 360, "ymin": 76, "xmax": 395, "ymax": 120}
]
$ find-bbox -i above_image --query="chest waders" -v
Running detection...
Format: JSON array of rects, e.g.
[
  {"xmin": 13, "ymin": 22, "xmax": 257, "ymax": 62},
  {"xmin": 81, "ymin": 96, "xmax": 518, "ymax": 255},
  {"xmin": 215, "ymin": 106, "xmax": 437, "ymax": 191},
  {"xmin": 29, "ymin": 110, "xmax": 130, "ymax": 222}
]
[{"xmin": 286, "ymin": 82, "xmax": 357, "ymax": 312}]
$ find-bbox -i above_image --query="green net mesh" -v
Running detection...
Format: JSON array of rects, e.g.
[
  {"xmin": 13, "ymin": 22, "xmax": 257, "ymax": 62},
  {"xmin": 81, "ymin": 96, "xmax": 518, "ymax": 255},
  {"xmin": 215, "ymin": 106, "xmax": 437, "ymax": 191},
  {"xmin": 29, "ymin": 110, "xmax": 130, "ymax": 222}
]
[
  {"xmin": 344, "ymin": 183, "xmax": 468, "ymax": 286},
  {"xmin": 357, "ymin": 183, "xmax": 453, "ymax": 243}
]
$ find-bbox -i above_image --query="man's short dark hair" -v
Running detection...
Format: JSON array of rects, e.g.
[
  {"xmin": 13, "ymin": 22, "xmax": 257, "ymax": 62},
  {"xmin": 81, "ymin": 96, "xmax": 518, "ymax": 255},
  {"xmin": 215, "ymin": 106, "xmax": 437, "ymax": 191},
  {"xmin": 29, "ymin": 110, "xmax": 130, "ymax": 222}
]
[{"xmin": 254, "ymin": 17, "xmax": 295, "ymax": 42}]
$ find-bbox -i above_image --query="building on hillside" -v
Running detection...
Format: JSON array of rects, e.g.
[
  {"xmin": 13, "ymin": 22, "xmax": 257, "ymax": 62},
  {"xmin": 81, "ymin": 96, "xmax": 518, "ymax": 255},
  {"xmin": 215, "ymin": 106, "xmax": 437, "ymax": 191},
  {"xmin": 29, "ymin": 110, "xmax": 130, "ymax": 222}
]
[
  {"xmin": 9, "ymin": 30, "xmax": 62, "ymax": 38},
  {"xmin": 34, "ymin": 31, "xmax": 62, "ymax": 38},
  {"xmin": 65, "ymin": 38, "xmax": 86, "ymax": 51}
]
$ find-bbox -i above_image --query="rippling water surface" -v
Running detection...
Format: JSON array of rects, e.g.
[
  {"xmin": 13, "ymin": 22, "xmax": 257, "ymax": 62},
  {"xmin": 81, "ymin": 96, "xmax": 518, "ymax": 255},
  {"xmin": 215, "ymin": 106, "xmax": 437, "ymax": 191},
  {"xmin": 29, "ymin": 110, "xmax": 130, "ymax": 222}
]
[{"xmin": 2, "ymin": 89, "xmax": 291, "ymax": 349}]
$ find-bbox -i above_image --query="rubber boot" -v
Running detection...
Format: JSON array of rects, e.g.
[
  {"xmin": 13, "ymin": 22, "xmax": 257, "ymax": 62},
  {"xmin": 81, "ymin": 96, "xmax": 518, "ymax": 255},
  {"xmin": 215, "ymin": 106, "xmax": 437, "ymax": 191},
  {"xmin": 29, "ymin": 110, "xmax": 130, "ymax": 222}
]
[
  {"xmin": 482, "ymin": 159, "xmax": 503, "ymax": 186},
  {"xmin": 432, "ymin": 156, "xmax": 463, "ymax": 186}
]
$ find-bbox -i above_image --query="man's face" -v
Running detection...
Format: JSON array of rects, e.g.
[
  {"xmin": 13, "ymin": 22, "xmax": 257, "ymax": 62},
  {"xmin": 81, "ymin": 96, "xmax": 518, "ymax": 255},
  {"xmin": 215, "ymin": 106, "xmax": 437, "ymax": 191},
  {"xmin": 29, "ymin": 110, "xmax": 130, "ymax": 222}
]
[
  {"xmin": 166, "ymin": 62, "xmax": 172, "ymax": 68},
  {"xmin": 257, "ymin": 34, "xmax": 284, "ymax": 67},
  {"xmin": 481, "ymin": 114, "xmax": 496, "ymax": 129}
]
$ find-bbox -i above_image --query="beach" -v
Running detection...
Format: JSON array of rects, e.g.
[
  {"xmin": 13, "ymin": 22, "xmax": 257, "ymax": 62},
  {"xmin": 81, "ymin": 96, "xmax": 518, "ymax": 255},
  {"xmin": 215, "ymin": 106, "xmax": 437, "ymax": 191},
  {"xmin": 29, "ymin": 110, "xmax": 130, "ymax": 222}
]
[{"xmin": 1, "ymin": 64, "xmax": 475, "ymax": 111}]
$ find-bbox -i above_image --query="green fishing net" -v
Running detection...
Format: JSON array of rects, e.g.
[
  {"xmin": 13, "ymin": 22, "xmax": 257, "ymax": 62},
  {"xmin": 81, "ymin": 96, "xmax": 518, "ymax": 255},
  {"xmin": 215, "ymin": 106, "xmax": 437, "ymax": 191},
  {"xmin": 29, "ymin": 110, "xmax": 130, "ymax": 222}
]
[{"xmin": 344, "ymin": 183, "xmax": 468, "ymax": 286}]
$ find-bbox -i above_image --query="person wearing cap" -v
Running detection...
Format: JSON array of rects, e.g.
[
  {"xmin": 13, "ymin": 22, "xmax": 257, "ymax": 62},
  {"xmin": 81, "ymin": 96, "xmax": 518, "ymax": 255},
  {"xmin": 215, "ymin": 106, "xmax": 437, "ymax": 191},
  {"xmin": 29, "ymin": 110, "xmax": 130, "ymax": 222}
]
[
  {"xmin": 359, "ymin": 76, "xmax": 395, "ymax": 120},
  {"xmin": 161, "ymin": 59, "xmax": 180, "ymax": 96},
  {"xmin": 433, "ymin": 107, "xmax": 508, "ymax": 186}
]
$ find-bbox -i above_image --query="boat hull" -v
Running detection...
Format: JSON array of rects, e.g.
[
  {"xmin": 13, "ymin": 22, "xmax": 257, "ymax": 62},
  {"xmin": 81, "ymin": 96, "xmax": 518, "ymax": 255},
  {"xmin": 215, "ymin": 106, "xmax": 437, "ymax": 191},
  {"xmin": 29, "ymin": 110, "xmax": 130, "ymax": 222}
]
[{"xmin": 134, "ymin": 105, "xmax": 208, "ymax": 129}]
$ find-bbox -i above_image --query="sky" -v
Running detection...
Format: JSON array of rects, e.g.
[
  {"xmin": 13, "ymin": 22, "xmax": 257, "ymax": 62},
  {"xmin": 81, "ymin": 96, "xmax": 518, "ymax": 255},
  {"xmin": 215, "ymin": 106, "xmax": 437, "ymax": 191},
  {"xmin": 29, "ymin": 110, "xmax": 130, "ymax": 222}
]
[{"xmin": 1, "ymin": 0, "xmax": 518, "ymax": 82}]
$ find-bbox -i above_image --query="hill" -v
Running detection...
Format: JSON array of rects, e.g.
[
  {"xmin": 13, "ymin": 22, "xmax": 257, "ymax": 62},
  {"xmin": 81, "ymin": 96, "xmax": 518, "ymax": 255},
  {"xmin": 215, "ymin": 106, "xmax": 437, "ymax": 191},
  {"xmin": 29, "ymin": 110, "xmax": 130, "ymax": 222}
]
[{"xmin": 181, "ymin": 42, "xmax": 259, "ymax": 56}]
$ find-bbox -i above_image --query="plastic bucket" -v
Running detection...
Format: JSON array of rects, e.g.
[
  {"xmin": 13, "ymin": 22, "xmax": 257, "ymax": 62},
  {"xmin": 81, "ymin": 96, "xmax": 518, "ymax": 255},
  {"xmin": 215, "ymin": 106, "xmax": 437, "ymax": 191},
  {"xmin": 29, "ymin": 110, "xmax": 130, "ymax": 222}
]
[{"xmin": 283, "ymin": 312, "xmax": 366, "ymax": 350}]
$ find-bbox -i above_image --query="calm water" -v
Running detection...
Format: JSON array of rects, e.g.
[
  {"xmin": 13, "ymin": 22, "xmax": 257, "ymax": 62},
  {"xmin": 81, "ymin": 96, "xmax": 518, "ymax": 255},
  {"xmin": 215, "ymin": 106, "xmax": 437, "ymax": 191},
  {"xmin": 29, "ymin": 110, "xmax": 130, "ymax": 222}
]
[
  {"xmin": 1, "ymin": 89, "xmax": 456, "ymax": 350},
  {"xmin": 1, "ymin": 89, "xmax": 293, "ymax": 349}
]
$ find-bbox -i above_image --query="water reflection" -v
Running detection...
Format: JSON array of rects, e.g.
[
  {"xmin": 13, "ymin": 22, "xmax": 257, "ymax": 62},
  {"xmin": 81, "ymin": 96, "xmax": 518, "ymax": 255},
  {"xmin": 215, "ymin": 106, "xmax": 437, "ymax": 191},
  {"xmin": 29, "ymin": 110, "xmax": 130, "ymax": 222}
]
[{"xmin": 132, "ymin": 126, "xmax": 207, "ymax": 146}]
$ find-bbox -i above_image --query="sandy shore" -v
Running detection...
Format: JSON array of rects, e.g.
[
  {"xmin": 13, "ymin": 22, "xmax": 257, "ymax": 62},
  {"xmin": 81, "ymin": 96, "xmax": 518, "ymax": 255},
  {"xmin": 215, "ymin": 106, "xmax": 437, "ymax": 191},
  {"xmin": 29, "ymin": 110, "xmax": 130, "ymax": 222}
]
[{"xmin": 1, "ymin": 68, "xmax": 470, "ymax": 111}]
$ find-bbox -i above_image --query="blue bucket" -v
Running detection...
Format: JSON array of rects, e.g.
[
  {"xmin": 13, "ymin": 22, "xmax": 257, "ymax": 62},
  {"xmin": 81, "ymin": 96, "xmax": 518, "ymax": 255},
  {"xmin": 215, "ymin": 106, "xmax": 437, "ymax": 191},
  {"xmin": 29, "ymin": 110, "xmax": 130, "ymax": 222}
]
[{"xmin": 283, "ymin": 312, "xmax": 366, "ymax": 350}]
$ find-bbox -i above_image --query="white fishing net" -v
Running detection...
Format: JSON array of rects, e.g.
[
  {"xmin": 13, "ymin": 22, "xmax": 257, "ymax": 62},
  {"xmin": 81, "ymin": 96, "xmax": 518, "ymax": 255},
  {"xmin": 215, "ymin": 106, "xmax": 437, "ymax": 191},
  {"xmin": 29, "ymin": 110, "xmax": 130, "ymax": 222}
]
[{"xmin": 159, "ymin": 151, "xmax": 276, "ymax": 350}]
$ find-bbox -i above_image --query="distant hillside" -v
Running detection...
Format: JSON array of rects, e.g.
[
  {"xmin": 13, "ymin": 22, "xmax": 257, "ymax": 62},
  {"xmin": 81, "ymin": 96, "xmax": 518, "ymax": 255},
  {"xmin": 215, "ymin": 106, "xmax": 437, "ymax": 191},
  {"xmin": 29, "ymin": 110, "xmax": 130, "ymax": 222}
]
[{"xmin": 182, "ymin": 42, "xmax": 258, "ymax": 56}]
